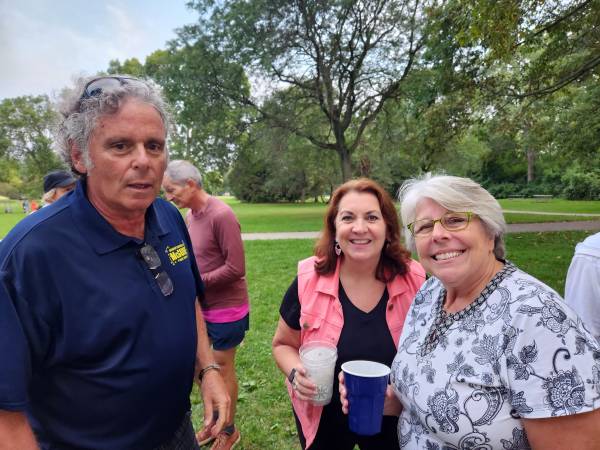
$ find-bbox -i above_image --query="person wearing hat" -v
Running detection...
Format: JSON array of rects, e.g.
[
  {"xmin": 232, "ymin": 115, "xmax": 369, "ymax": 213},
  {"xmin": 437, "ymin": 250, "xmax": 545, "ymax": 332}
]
[{"xmin": 42, "ymin": 170, "xmax": 76, "ymax": 205}]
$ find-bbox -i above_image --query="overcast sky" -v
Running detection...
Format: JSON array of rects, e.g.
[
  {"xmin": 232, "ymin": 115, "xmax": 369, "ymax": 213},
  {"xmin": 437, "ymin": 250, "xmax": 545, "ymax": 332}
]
[{"xmin": 0, "ymin": 0, "xmax": 198, "ymax": 100}]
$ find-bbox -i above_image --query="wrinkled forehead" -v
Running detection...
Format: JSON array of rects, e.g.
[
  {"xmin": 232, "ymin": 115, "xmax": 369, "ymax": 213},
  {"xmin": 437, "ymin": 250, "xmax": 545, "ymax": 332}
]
[
  {"xmin": 93, "ymin": 99, "xmax": 166, "ymax": 132},
  {"xmin": 90, "ymin": 95, "xmax": 168, "ymax": 129}
]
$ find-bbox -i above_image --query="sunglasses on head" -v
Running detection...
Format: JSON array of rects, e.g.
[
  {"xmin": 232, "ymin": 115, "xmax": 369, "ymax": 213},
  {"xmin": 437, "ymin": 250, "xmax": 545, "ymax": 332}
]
[{"xmin": 79, "ymin": 76, "xmax": 148, "ymax": 102}]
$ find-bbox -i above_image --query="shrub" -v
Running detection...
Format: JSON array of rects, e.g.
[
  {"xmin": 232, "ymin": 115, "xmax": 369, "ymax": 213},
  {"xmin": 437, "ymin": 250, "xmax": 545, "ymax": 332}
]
[
  {"xmin": 484, "ymin": 183, "xmax": 522, "ymax": 198},
  {"xmin": 561, "ymin": 170, "xmax": 600, "ymax": 200},
  {"xmin": 483, "ymin": 180, "xmax": 563, "ymax": 199},
  {"xmin": 0, "ymin": 182, "xmax": 21, "ymax": 199}
]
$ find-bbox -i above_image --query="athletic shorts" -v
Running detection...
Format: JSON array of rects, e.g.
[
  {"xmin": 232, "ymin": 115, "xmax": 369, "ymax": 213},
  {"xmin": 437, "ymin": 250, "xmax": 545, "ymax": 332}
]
[{"xmin": 206, "ymin": 314, "xmax": 249, "ymax": 351}]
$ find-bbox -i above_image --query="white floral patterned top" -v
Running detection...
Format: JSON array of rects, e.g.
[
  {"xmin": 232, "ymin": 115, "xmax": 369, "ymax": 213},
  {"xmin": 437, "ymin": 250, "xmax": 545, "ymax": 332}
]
[{"xmin": 391, "ymin": 262, "xmax": 600, "ymax": 450}]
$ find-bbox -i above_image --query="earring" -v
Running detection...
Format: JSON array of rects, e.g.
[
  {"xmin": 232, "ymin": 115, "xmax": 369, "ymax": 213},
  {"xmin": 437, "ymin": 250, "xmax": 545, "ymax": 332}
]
[{"xmin": 334, "ymin": 240, "xmax": 342, "ymax": 256}]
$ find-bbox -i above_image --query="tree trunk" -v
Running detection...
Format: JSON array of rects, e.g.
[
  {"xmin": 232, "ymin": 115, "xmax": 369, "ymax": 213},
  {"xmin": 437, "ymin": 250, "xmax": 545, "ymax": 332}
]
[
  {"xmin": 359, "ymin": 154, "xmax": 371, "ymax": 177},
  {"xmin": 337, "ymin": 146, "xmax": 352, "ymax": 181},
  {"xmin": 526, "ymin": 147, "xmax": 535, "ymax": 183}
]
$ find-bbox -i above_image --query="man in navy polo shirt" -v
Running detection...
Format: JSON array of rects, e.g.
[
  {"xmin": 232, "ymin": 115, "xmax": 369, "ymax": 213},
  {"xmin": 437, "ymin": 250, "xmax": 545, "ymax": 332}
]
[{"xmin": 0, "ymin": 76, "xmax": 229, "ymax": 449}]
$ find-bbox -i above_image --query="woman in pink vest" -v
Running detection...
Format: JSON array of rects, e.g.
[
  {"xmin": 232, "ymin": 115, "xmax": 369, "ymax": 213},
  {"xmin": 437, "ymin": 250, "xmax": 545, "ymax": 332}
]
[{"xmin": 272, "ymin": 178, "xmax": 426, "ymax": 449}]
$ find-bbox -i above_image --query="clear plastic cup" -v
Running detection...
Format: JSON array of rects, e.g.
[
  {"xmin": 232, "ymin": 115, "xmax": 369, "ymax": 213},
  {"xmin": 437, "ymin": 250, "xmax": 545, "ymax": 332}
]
[{"xmin": 299, "ymin": 341, "xmax": 338, "ymax": 405}]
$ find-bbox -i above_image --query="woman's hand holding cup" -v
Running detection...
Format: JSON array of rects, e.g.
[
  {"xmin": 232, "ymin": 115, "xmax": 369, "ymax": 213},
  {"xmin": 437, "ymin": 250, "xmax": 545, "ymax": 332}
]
[
  {"xmin": 340, "ymin": 371, "xmax": 401, "ymax": 416},
  {"xmin": 291, "ymin": 365, "xmax": 317, "ymax": 402},
  {"xmin": 338, "ymin": 371, "xmax": 349, "ymax": 414}
]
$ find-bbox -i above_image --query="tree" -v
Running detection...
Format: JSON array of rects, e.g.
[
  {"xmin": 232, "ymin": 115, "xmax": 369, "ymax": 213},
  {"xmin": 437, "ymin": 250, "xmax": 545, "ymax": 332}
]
[
  {"xmin": 549, "ymin": 77, "xmax": 600, "ymax": 168},
  {"xmin": 426, "ymin": 0, "xmax": 600, "ymax": 188},
  {"xmin": 146, "ymin": 44, "xmax": 251, "ymax": 173},
  {"xmin": 0, "ymin": 96, "xmax": 63, "ymax": 196},
  {"xmin": 106, "ymin": 58, "xmax": 145, "ymax": 77},
  {"xmin": 106, "ymin": 48, "xmax": 251, "ymax": 174},
  {"xmin": 0, "ymin": 158, "xmax": 21, "ymax": 198},
  {"xmin": 183, "ymin": 0, "xmax": 445, "ymax": 181},
  {"xmin": 227, "ymin": 106, "xmax": 340, "ymax": 202},
  {"xmin": 448, "ymin": 0, "xmax": 600, "ymax": 99}
]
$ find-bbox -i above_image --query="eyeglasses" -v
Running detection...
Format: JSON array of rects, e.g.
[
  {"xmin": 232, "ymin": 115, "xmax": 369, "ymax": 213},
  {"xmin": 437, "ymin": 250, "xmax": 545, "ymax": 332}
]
[
  {"xmin": 407, "ymin": 211, "xmax": 474, "ymax": 237},
  {"xmin": 138, "ymin": 243, "xmax": 174, "ymax": 296},
  {"xmin": 80, "ymin": 76, "xmax": 147, "ymax": 102}
]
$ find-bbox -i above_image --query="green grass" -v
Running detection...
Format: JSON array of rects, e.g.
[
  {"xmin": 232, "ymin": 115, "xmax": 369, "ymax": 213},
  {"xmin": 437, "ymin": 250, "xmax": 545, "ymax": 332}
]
[
  {"xmin": 189, "ymin": 230, "xmax": 592, "ymax": 448},
  {"xmin": 173, "ymin": 200, "xmax": 328, "ymax": 233},
  {"xmin": 505, "ymin": 231, "xmax": 590, "ymax": 294},
  {"xmin": 225, "ymin": 200, "xmax": 599, "ymax": 233},
  {"xmin": 0, "ymin": 213, "xmax": 26, "ymax": 238},
  {"xmin": 503, "ymin": 213, "xmax": 599, "ymax": 223},
  {"xmin": 225, "ymin": 199, "xmax": 600, "ymax": 233},
  {"xmin": 228, "ymin": 202, "xmax": 327, "ymax": 233},
  {"xmin": 498, "ymin": 198, "xmax": 600, "ymax": 214},
  {"xmin": 191, "ymin": 239, "xmax": 314, "ymax": 449},
  {"xmin": 0, "ymin": 200, "xmax": 36, "ymax": 238},
  {"xmin": 2, "ymin": 198, "xmax": 600, "ymax": 238}
]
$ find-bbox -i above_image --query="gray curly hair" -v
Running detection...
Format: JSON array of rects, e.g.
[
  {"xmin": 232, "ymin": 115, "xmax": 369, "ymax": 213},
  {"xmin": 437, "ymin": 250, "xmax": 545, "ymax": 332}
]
[{"xmin": 54, "ymin": 75, "xmax": 172, "ymax": 174}]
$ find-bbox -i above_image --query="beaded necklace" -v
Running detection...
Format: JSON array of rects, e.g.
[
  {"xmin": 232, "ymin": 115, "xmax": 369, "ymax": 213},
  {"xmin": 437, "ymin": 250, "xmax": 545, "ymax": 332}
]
[{"xmin": 420, "ymin": 261, "xmax": 516, "ymax": 356}]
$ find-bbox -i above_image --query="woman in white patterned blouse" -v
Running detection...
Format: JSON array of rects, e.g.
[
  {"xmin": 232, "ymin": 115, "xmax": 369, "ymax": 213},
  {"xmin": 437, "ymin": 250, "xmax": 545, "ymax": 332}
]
[{"xmin": 340, "ymin": 174, "xmax": 600, "ymax": 449}]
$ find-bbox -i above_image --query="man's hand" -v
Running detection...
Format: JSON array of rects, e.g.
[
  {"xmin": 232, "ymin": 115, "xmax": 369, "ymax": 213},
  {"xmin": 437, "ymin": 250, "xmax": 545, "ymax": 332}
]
[{"xmin": 199, "ymin": 369, "xmax": 231, "ymax": 438}]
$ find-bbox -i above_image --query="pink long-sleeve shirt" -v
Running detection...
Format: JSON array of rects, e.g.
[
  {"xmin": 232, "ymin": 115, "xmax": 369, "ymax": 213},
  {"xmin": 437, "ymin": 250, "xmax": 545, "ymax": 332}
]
[{"xmin": 186, "ymin": 196, "xmax": 249, "ymax": 322}]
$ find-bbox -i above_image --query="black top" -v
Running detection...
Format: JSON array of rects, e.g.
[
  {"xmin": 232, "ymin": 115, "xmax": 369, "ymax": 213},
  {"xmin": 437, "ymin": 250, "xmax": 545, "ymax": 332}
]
[{"xmin": 280, "ymin": 276, "xmax": 397, "ymax": 433}]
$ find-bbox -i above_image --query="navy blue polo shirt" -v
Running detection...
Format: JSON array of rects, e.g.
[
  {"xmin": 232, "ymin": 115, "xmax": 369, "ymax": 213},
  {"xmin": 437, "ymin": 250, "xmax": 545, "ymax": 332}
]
[{"xmin": 0, "ymin": 180, "xmax": 204, "ymax": 449}]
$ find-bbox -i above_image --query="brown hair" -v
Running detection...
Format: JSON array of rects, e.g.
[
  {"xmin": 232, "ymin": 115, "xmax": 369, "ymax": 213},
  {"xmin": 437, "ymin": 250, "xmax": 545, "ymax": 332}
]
[{"xmin": 314, "ymin": 178, "xmax": 412, "ymax": 281}]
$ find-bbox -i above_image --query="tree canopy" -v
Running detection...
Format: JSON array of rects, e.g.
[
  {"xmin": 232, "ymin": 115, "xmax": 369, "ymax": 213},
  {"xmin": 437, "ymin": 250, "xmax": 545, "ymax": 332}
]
[
  {"xmin": 0, "ymin": 96, "xmax": 64, "ymax": 197},
  {"xmin": 2, "ymin": 0, "xmax": 599, "ymax": 201},
  {"xmin": 183, "ymin": 0, "xmax": 445, "ymax": 180}
]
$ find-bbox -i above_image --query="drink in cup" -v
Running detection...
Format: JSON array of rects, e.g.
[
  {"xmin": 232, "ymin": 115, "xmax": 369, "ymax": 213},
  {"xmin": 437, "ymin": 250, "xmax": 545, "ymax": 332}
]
[
  {"xmin": 341, "ymin": 360, "xmax": 390, "ymax": 435},
  {"xmin": 299, "ymin": 341, "xmax": 338, "ymax": 406}
]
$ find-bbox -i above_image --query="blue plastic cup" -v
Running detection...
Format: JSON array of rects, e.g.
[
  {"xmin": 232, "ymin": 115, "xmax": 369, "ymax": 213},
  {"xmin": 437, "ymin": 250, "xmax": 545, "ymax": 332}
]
[{"xmin": 341, "ymin": 360, "xmax": 391, "ymax": 435}]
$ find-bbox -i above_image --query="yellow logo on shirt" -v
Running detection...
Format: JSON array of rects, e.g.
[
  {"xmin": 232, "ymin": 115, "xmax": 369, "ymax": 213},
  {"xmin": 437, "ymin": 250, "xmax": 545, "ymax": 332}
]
[{"xmin": 166, "ymin": 243, "xmax": 189, "ymax": 265}]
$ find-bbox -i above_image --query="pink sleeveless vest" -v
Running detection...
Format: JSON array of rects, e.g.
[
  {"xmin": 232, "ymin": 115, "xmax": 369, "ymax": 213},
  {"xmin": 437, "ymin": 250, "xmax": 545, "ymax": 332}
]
[{"xmin": 287, "ymin": 256, "xmax": 425, "ymax": 448}]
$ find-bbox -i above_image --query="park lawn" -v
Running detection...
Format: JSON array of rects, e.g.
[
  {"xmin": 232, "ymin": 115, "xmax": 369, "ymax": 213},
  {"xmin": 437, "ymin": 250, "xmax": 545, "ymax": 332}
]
[
  {"xmin": 226, "ymin": 199, "xmax": 599, "ymax": 233},
  {"xmin": 190, "ymin": 230, "xmax": 592, "ymax": 449},
  {"xmin": 503, "ymin": 213, "xmax": 599, "ymax": 223},
  {"xmin": 499, "ymin": 198, "xmax": 600, "ymax": 214},
  {"xmin": 2, "ymin": 204, "xmax": 600, "ymax": 238},
  {"xmin": 190, "ymin": 239, "xmax": 314, "ymax": 449},
  {"xmin": 225, "ymin": 201, "xmax": 599, "ymax": 233},
  {"xmin": 503, "ymin": 231, "xmax": 588, "ymax": 292},
  {"xmin": 0, "ymin": 213, "xmax": 27, "ymax": 238},
  {"xmin": 175, "ymin": 200, "xmax": 328, "ymax": 233},
  {"xmin": 229, "ymin": 202, "xmax": 327, "ymax": 233},
  {"xmin": 2, "ymin": 196, "xmax": 600, "ymax": 237}
]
